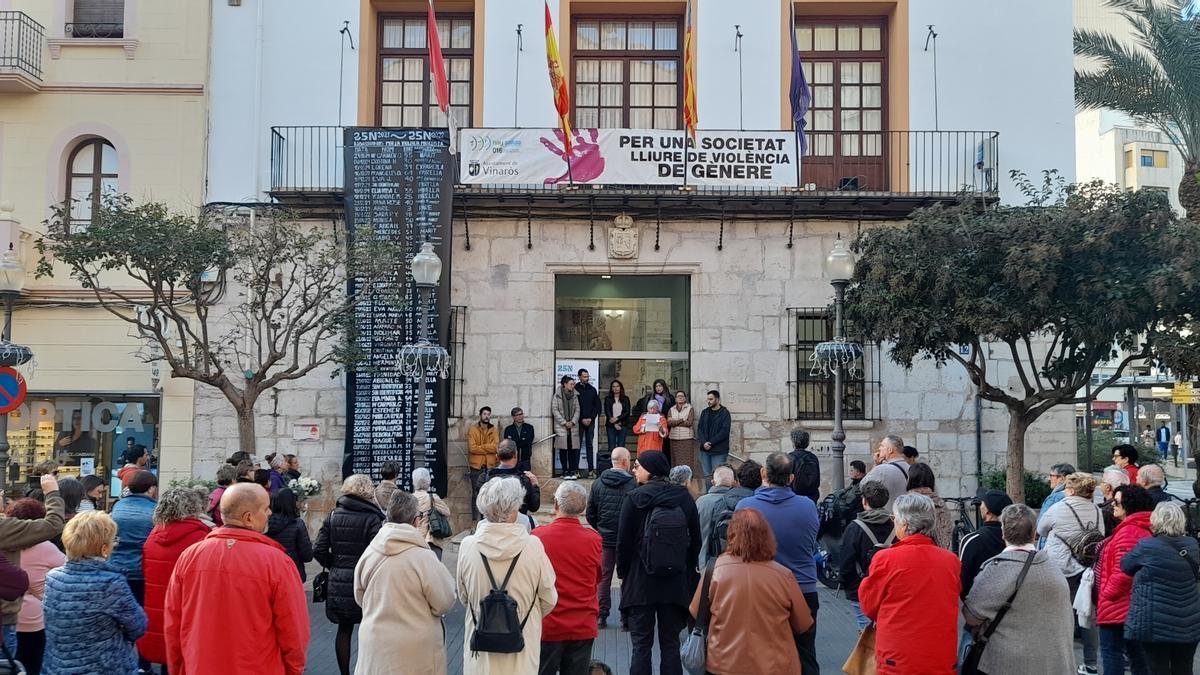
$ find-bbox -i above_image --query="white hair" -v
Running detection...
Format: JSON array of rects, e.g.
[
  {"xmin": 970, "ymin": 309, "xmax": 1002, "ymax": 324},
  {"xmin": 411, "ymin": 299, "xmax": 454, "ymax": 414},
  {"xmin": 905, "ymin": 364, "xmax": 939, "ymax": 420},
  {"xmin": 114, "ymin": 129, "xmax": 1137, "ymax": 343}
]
[
  {"xmin": 554, "ymin": 481, "xmax": 588, "ymax": 516},
  {"xmin": 1102, "ymin": 465, "xmax": 1130, "ymax": 489},
  {"xmin": 477, "ymin": 477, "xmax": 525, "ymax": 523},
  {"xmin": 669, "ymin": 465, "xmax": 692, "ymax": 485},
  {"xmin": 269, "ymin": 454, "xmax": 287, "ymax": 470},
  {"xmin": 1151, "ymin": 501, "xmax": 1188, "ymax": 537},
  {"xmin": 893, "ymin": 493, "xmax": 935, "ymax": 536},
  {"xmin": 646, "ymin": 400, "xmax": 660, "ymax": 412},
  {"xmin": 412, "ymin": 467, "xmax": 432, "ymax": 491},
  {"xmin": 712, "ymin": 465, "xmax": 735, "ymax": 487}
]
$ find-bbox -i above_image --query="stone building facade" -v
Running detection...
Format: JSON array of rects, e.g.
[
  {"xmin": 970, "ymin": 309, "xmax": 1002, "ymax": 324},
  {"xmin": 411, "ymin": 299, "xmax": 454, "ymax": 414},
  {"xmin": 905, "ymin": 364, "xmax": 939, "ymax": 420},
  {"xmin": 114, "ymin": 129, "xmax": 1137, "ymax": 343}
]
[{"xmin": 191, "ymin": 210, "xmax": 1075, "ymax": 526}]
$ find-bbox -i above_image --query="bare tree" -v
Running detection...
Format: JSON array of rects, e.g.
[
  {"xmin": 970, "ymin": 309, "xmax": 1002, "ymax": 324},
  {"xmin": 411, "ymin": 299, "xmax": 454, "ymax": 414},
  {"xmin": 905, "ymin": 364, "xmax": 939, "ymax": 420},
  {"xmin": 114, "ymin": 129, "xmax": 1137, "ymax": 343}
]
[{"xmin": 38, "ymin": 197, "xmax": 400, "ymax": 454}]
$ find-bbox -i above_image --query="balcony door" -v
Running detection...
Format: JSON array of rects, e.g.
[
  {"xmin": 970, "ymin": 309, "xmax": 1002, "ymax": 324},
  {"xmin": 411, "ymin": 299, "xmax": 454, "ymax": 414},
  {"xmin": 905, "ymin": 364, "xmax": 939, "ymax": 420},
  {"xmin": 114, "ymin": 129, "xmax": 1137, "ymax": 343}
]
[{"xmin": 795, "ymin": 19, "xmax": 887, "ymax": 191}]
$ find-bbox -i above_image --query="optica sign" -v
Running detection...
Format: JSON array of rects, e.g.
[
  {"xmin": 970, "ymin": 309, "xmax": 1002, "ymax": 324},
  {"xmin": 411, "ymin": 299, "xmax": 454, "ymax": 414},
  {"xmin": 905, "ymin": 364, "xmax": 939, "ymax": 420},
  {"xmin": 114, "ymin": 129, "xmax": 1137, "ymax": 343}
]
[{"xmin": 7, "ymin": 399, "xmax": 145, "ymax": 432}]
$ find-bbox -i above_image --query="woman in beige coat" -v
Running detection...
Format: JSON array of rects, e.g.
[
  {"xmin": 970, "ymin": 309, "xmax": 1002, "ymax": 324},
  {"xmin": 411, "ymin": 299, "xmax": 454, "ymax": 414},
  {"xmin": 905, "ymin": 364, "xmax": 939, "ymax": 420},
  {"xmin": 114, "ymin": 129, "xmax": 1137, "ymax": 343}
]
[
  {"xmin": 458, "ymin": 476, "xmax": 557, "ymax": 675},
  {"xmin": 353, "ymin": 490, "xmax": 456, "ymax": 675},
  {"xmin": 412, "ymin": 467, "xmax": 452, "ymax": 558}
]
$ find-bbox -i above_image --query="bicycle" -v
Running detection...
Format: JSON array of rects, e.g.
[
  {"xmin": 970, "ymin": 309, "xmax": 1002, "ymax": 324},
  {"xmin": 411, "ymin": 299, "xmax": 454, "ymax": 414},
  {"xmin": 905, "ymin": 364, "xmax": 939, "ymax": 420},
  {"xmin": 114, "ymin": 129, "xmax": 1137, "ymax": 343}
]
[{"xmin": 946, "ymin": 497, "xmax": 980, "ymax": 554}]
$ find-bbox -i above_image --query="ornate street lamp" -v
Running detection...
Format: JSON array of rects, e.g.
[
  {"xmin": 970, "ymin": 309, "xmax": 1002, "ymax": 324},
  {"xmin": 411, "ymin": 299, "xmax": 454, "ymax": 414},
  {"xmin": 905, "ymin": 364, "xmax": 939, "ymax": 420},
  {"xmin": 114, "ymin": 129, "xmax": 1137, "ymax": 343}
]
[
  {"xmin": 0, "ymin": 245, "xmax": 30, "ymax": 497},
  {"xmin": 398, "ymin": 242, "xmax": 449, "ymax": 472},
  {"xmin": 811, "ymin": 235, "xmax": 859, "ymax": 491}
]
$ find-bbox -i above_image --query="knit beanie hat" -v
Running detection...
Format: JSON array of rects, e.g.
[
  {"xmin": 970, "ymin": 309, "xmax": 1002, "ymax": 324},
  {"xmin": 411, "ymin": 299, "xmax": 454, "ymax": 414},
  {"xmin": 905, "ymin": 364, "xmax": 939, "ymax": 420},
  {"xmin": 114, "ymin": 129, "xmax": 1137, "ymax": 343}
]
[{"xmin": 637, "ymin": 450, "xmax": 670, "ymax": 478}]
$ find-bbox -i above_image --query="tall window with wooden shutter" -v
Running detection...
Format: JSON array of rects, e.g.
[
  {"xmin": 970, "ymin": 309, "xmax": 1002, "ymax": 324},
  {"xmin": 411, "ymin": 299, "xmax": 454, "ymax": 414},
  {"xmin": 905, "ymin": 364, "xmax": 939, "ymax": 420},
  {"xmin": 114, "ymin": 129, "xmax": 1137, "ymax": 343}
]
[{"xmin": 70, "ymin": 0, "xmax": 125, "ymax": 38}]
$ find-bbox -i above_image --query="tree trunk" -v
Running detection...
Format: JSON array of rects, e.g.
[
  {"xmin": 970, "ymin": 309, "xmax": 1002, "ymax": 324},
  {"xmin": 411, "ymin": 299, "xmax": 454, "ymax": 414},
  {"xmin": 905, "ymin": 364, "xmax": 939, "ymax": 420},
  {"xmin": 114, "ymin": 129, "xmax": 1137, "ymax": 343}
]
[
  {"xmin": 1006, "ymin": 412, "xmax": 1030, "ymax": 505},
  {"xmin": 237, "ymin": 407, "xmax": 257, "ymax": 456},
  {"xmin": 1179, "ymin": 160, "xmax": 1200, "ymax": 223}
]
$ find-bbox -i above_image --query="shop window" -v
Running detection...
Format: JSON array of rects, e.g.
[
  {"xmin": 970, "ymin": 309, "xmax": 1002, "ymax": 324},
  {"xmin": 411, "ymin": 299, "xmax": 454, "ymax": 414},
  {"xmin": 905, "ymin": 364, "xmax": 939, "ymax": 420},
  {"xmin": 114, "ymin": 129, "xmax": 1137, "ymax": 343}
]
[
  {"xmin": 378, "ymin": 14, "xmax": 473, "ymax": 128},
  {"xmin": 787, "ymin": 308, "xmax": 880, "ymax": 421},
  {"xmin": 65, "ymin": 137, "xmax": 118, "ymax": 231},
  {"xmin": 8, "ymin": 395, "xmax": 159, "ymax": 499},
  {"xmin": 573, "ymin": 17, "xmax": 681, "ymax": 129},
  {"xmin": 69, "ymin": 0, "xmax": 125, "ymax": 37}
]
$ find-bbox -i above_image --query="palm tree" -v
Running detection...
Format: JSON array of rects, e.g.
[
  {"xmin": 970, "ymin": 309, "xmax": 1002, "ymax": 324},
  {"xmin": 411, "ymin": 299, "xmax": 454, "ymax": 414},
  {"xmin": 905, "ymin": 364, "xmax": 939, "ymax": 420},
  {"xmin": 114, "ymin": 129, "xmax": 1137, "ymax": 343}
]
[{"xmin": 1075, "ymin": 0, "xmax": 1200, "ymax": 220}]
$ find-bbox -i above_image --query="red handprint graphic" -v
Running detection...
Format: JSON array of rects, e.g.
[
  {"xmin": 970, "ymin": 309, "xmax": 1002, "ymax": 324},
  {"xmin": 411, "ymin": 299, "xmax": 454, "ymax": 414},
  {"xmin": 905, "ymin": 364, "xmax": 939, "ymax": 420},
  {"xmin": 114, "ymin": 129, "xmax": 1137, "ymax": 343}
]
[{"xmin": 539, "ymin": 128, "xmax": 606, "ymax": 185}]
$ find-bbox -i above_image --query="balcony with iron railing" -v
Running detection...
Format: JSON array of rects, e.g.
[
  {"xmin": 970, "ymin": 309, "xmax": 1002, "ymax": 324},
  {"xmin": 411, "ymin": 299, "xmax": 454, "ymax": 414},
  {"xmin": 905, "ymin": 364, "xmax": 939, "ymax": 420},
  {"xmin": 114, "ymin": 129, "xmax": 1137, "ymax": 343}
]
[
  {"xmin": 268, "ymin": 125, "xmax": 999, "ymax": 217},
  {"xmin": 0, "ymin": 11, "xmax": 45, "ymax": 92}
]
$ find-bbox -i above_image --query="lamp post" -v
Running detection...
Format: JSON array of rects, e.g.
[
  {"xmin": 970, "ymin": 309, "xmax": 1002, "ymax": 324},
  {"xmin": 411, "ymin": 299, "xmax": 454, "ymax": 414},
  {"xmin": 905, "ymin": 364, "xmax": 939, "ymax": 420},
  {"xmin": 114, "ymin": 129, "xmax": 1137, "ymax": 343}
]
[
  {"xmin": 0, "ymin": 246, "xmax": 26, "ymax": 498},
  {"xmin": 825, "ymin": 235, "xmax": 857, "ymax": 492},
  {"xmin": 399, "ymin": 242, "xmax": 449, "ymax": 474}
]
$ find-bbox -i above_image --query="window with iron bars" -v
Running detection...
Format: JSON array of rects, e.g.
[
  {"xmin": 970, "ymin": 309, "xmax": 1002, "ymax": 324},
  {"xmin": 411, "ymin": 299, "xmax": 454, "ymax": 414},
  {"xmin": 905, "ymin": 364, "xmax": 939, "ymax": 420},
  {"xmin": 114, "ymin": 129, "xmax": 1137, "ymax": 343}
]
[{"xmin": 787, "ymin": 307, "xmax": 881, "ymax": 421}]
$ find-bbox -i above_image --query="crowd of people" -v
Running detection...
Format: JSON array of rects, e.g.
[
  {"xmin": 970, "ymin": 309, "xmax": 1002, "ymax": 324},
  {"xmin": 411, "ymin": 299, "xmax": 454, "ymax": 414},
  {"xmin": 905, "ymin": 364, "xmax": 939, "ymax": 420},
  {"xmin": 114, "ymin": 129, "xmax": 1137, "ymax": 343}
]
[{"xmin": 0, "ymin": 420, "xmax": 1198, "ymax": 675}]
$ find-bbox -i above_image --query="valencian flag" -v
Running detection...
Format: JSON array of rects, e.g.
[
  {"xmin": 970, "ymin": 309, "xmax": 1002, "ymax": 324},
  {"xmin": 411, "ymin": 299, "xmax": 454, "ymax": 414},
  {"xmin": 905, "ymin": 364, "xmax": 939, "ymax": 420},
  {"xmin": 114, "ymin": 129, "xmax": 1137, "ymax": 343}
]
[
  {"xmin": 788, "ymin": 2, "xmax": 811, "ymax": 154},
  {"xmin": 427, "ymin": 0, "xmax": 457, "ymax": 153},
  {"xmin": 545, "ymin": 1, "xmax": 573, "ymax": 153},
  {"xmin": 682, "ymin": 0, "xmax": 698, "ymax": 140}
]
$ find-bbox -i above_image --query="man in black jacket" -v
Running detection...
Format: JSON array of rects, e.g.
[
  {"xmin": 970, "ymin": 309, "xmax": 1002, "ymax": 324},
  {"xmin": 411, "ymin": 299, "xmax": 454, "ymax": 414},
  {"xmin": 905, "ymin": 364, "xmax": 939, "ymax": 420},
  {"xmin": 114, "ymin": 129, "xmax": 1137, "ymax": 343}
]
[
  {"xmin": 958, "ymin": 490, "xmax": 1011, "ymax": 597},
  {"xmin": 838, "ymin": 480, "xmax": 895, "ymax": 630},
  {"xmin": 616, "ymin": 450, "xmax": 701, "ymax": 675},
  {"xmin": 788, "ymin": 428, "xmax": 821, "ymax": 503},
  {"xmin": 502, "ymin": 407, "xmax": 536, "ymax": 472},
  {"xmin": 485, "ymin": 439, "xmax": 541, "ymax": 514},
  {"xmin": 696, "ymin": 390, "xmax": 732, "ymax": 486},
  {"xmin": 576, "ymin": 369, "xmax": 602, "ymax": 478},
  {"xmin": 586, "ymin": 446, "xmax": 637, "ymax": 629}
]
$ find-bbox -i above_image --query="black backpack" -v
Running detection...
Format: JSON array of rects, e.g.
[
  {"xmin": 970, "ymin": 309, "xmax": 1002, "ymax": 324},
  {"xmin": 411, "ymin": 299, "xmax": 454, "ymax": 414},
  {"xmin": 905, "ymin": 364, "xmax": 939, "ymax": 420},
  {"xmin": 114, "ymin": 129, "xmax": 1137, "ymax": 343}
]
[
  {"xmin": 707, "ymin": 492, "xmax": 744, "ymax": 559},
  {"xmin": 790, "ymin": 450, "xmax": 821, "ymax": 498},
  {"xmin": 469, "ymin": 552, "xmax": 534, "ymax": 654},
  {"xmin": 852, "ymin": 519, "xmax": 896, "ymax": 575},
  {"xmin": 640, "ymin": 503, "xmax": 690, "ymax": 577}
]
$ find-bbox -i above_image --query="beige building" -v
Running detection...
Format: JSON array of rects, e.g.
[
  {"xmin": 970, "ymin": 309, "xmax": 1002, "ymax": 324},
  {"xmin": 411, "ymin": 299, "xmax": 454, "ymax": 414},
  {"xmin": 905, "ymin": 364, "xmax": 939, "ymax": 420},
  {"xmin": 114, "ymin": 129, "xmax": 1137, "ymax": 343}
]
[{"xmin": 0, "ymin": 0, "xmax": 207, "ymax": 496}]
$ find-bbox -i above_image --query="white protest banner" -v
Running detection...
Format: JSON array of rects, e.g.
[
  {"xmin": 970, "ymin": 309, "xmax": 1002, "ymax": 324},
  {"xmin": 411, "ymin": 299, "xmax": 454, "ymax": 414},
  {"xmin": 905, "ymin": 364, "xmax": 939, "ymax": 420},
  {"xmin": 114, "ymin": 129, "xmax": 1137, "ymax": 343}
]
[
  {"xmin": 460, "ymin": 128, "xmax": 799, "ymax": 188},
  {"xmin": 553, "ymin": 359, "xmax": 600, "ymax": 474}
]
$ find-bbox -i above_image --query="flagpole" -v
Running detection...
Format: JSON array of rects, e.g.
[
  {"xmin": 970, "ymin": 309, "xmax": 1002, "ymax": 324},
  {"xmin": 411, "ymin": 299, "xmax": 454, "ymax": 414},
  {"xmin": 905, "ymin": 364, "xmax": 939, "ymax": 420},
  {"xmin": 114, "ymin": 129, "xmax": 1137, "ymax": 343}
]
[
  {"xmin": 794, "ymin": 126, "xmax": 802, "ymax": 189},
  {"xmin": 682, "ymin": 132, "xmax": 690, "ymax": 190}
]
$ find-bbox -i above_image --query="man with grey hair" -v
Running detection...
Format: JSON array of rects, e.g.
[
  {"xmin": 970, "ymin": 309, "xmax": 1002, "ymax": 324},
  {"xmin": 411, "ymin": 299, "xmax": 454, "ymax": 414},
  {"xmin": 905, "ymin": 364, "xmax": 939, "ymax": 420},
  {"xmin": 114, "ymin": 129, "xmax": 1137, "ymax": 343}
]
[
  {"xmin": 962, "ymin": 503, "xmax": 1074, "ymax": 674},
  {"xmin": 485, "ymin": 438, "xmax": 541, "ymax": 515},
  {"xmin": 533, "ymin": 481, "xmax": 602, "ymax": 674},
  {"xmin": 861, "ymin": 435, "xmax": 909, "ymax": 509},
  {"xmin": 1137, "ymin": 463, "xmax": 1174, "ymax": 505},
  {"xmin": 668, "ymin": 465, "xmax": 692, "ymax": 487},
  {"xmin": 787, "ymin": 428, "xmax": 821, "ymax": 503},
  {"xmin": 586, "ymin": 447, "xmax": 636, "ymax": 630},
  {"xmin": 859, "ymin": 493, "xmax": 960, "ymax": 673},
  {"xmin": 1038, "ymin": 462, "xmax": 1076, "ymax": 528},
  {"xmin": 696, "ymin": 464, "xmax": 745, "ymax": 568}
]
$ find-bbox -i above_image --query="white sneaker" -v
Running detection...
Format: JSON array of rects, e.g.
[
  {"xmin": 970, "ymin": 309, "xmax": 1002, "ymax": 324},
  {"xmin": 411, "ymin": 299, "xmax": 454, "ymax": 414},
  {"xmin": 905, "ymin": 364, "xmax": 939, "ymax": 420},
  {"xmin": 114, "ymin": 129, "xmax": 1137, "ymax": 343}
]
[{"xmin": 1076, "ymin": 666, "xmax": 1098, "ymax": 675}]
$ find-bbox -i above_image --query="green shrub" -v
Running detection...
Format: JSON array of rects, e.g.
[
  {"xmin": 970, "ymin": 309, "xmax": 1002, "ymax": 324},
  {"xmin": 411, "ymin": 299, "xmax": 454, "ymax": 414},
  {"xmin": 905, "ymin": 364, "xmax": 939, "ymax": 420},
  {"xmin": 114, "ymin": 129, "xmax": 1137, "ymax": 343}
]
[
  {"xmin": 981, "ymin": 465, "xmax": 1053, "ymax": 508},
  {"xmin": 1077, "ymin": 428, "xmax": 1121, "ymax": 471}
]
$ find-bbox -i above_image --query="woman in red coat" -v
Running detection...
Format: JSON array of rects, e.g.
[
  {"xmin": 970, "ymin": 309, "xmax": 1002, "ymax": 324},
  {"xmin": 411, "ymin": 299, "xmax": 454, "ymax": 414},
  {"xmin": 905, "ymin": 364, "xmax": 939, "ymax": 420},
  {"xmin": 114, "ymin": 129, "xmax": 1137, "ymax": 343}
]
[
  {"xmin": 139, "ymin": 487, "xmax": 212, "ymax": 668},
  {"xmin": 858, "ymin": 493, "xmax": 960, "ymax": 674},
  {"xmin": 1096, "ymin": 484, "xmax": 1155, "ymax": 675}
]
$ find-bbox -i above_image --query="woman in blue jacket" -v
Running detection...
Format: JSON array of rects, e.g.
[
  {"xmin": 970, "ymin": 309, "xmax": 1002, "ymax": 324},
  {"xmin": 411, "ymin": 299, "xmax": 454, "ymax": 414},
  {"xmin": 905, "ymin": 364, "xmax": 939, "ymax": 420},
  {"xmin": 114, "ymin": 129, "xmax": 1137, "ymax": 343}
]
[
  {"xmin": 1121, "ymin": 501, "xmax": 1200, "ymax": 675},
  {"xmin": 43, "ymin": 511, "xmax": 148, "ymax": 675}
]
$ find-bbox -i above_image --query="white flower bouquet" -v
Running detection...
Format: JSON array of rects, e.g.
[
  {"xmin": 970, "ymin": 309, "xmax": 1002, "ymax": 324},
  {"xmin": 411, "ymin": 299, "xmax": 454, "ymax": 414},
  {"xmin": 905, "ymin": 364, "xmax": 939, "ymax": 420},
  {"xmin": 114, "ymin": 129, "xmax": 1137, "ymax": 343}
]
[{"xmin": 287, "ymin": 476, "xmax": 321, "ymax": 500}]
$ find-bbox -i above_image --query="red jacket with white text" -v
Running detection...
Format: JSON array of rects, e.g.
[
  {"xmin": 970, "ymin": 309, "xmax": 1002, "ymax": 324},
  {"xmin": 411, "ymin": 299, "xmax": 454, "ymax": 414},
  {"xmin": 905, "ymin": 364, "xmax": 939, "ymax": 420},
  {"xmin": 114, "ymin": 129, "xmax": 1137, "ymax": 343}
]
[{"xmin": 164, "ymin": 526, "xmax": 310, "ymax": 675}]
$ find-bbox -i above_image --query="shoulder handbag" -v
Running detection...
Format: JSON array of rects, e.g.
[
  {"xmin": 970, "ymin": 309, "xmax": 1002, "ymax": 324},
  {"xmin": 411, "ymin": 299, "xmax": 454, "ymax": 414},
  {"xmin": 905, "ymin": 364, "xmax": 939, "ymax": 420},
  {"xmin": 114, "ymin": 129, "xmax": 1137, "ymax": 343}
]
[
  {"xmin": 680, "ymin": 560, "xmax": 715, "ymax": 675},
  {"xmin": 426, "ymin": 497, "xmax": 454, "ymax": 540},
  {"xmin": 311, "ymin": 569, "xmax": 329, "ymax": 603},
  {"xmin": 961, "ymin": 550, "xmax": 1037, "ymax": 675},
  {"xmin": 842, "ymin": 624, "xmax": 877, "ymax": 675},
  {"xmin": 1167, "ymin": 540, "xmax": 1200, "ymax": 581}
]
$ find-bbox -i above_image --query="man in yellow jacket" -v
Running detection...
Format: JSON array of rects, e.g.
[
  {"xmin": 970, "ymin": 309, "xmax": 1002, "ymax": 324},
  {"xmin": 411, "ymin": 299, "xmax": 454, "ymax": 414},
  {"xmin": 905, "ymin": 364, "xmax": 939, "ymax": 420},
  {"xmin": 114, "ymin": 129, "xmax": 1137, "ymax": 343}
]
[{"xmin": 467, "ymin": 406, "xmax": 499, "ymax": 519}]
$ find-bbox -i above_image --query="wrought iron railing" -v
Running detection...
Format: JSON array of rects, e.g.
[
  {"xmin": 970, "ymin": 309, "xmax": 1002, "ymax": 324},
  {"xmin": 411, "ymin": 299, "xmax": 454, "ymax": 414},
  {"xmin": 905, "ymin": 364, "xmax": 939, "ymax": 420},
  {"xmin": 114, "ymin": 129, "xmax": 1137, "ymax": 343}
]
[
  {"xmin": 0, "ymin": 11, "xmax": 44, "ymax": 81},
  {"xmin": 270, "ymin": 126, "xmax": 345, "ymax": 195},
  {"xmin": 268, "ymin": 126, "xmax": 999, "ymax": 199},
  {"xmin": 447, "ymin": 304, "xmax": 466, "ymax": 419},
  {"xmin": 64, "ymin": 22, "xmax": 124, "ymax": 38}
]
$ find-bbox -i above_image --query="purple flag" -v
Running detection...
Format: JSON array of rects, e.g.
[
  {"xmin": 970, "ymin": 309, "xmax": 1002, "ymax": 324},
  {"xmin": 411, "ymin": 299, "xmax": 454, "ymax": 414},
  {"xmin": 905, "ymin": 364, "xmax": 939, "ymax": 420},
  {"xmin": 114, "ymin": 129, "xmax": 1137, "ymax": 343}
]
[{"xmin": 788, "ymin": 4, "xmax": 811, "ymax": 155}]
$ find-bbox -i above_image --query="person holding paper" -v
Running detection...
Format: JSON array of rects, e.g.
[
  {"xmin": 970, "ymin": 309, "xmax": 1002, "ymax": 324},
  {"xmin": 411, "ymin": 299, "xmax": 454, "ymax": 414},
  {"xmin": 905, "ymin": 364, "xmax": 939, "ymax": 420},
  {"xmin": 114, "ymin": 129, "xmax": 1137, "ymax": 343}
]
[{"xmin": 633, "ymin": 400, "xmax": 668, "ymax": 456}]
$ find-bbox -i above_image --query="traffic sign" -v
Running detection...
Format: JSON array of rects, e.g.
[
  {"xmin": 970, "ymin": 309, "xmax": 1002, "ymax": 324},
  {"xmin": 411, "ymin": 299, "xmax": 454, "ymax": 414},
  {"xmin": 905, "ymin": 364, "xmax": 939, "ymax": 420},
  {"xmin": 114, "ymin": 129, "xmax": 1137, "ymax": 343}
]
[
  {"xmin": 1172, "ymin": 381, "xmax": 1200, "ymax": 404},
  {"xmin": 0, "ymin": 367, "xmax": 27, "ymax": 414}
]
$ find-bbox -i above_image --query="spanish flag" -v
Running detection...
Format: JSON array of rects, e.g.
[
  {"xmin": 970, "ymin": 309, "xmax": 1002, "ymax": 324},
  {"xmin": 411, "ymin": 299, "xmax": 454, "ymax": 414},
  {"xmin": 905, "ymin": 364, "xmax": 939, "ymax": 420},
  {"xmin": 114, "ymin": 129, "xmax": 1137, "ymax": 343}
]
[
  {"xmin": 683, "ymin": 0, "xmax": 698, "ymax": 141},
  {"xmin": 544, "ymin": 1, "xmax": 573, "ymax": 153}
]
